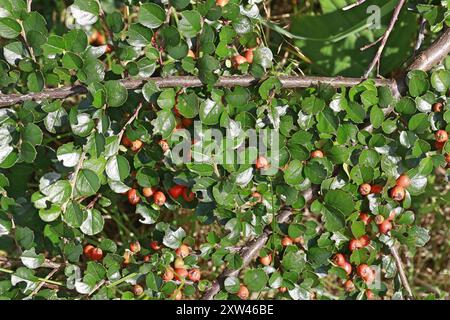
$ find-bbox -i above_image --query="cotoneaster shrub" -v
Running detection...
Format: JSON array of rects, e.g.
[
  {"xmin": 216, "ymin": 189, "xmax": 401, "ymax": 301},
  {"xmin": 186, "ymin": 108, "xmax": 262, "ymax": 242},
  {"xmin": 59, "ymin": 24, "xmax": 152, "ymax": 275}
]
[{"xmin": 0, "ymin": 0, "xmax": 449, "ymax": 300}]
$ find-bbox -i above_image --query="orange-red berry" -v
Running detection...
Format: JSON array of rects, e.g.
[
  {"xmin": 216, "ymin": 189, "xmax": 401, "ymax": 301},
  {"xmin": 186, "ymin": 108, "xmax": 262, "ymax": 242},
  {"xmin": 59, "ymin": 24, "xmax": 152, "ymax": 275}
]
[
  {"xmin": 359, "ymin": 183, "xmax": 371, "ymax": 196},
  {"xmin": 153, "ymin": 191, "xmax": 166, "ymax": 206},
  {"xmin": 237, "ymin": 284, "xmax": 249, "ymax": 300},
  {"xmin": 390, "ymin": 186, "xmax": 405, "ymax": 201},
  {"xmin": 127, "ymin": 188, "xmax": 141, "ymax": 205},
  {"xmin": 396, "ymin": 174, "xmax": 410, "ymax": 188},
  {"xmin": 435, "ymin": 130, "xmax": 448, "ymax": 143},
  {"xmin": 311, "ymin": 150, "xmax": 324, "ymax": 158}
]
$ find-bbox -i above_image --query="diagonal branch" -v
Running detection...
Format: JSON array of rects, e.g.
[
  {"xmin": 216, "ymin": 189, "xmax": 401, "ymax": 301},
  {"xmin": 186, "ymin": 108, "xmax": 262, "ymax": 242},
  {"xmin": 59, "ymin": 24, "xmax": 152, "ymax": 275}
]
[
  {"xmin": 364, "ymin": 0, "xmax": 406, "ymax": 78},
  {"xmin": 390, "ymin": 244, "xmax": 415, "ymax": 299},
  {"xmin": 201, "ymin": 188, "xmax": 316, "ymax": 300},
  {"xmin": 343, "ymin": 0, "xmax": 367, "ymax": 11}
]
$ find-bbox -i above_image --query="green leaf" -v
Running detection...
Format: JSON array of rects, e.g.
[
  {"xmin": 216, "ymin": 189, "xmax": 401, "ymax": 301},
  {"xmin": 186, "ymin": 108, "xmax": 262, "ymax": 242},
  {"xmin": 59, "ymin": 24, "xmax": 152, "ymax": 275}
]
[
  {"xmin": 105, "ymin": 80, "xmax": 128, "ymax": 107},
  {"xmin": 351, "ymin": 220, "xmax": 366, "ymax": 238},
  {"xmin": 22, "ymin": 123, "xmax": 43, "ymax": 146},
  {"xmin": 370, "ymin": 105, "xmax": 384, "ymax": 129},
  {"xmin": 75, "ymin": 169, "xmax": 100, "ymax": 197},
  {"xmin": 324, "ymin": 189, "xmax": 355, "ymax": 217},
  {"xmin": 70, "ymin": 0, "xmax": 100, "ymax": 26},
  {"xmin": 281, "ymin": 251, "xmax": 306, "ymax": 272},
  {"xmin": 151, "ymin": 110, "xmax": 176, "ymax": 139},
  {"xmin": 179, "ymin": 11, "xmax": 203, "ymax": 38},
  {"xmin": 0, "ymin": 17, "xmax": 21, "ymax": 39},
  {"xmin": 243, "ymin": 269, "xmax": 268, "ymax": 292},
  {"xmin": 80, "ymin": 208, "xmax": 104, "ymax": 235},
  {"xmin": 284, "ymin": 160, "xmax": 304, "ymax": 186},
  {"xmin": 138, "ymin": 3, "xmax": 165, "ymax": 29},
  {"xmin": 27, "ymin": 71, "xmax": 44, "ymax": 93}
]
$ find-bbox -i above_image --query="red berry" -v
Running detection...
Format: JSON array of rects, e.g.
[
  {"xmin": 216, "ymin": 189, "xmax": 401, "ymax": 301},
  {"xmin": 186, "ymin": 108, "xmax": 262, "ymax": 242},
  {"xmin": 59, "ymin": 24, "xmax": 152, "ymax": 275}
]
[
  {"xmin": 396, "ymin": 174, "xmax": 410, "ymax": 188},
  {"xmin": 366, "ymin": 289, "xmax": 375, "ymax": 300},
  {"xmin": 255, "ymin": 156, "xmax": 269, "ymax": 170},
  {"xmin": 182, "ymin": 188, "xmax": 195, "ymax": 202},
  {"xmin": 175, "ymin": 244, "xmax": 190, "ymax": 258},
  {"xmin": 130, "ymin": 139, "xmax": 143, "ymax": 152},
  {"xmin": 181, "ymin": 118, "xmax": 193, "ymax": 127},
  {"xmin": 435, "ymin": 130, "xmax": 448, "ymax": 143},
  {"xmin": 311, "ymin": 150, "xmax": 324, "ymax": 158},
  {"xmin": 187, "ymin": 49, "xmax": 196, "ymax": 59},
  {"xmin": 163, "ymin": 268, "xmax": 174, "ymax": 281},
  {"xmin": 390, "ymin": 186, "xmax": 405, "ymax": 201},
  {"xmin": 278, "ymin": 287, "xmax": 287, "ymax": 293},
  {"xmin": 188, "ymin": 269, "xmax": 201, "ymax": 282},
  {"xmin": 344, "ymin": 280, "xmax": 355, "ymax": 292},
  {"xmin": 357, "ymin": 264, "xmax": 374, "ymax": 284},
  {"xmin": 259, "ymin": 254, "xmax": 272, "ymax": 266},
  {"xmin": 281, "ymin": 236, "xmax": 293, "ymax": 247},
  {"xmin": 358, "ymin": 235, "xmax": 370, "ymax": 247},
  {"xmin": 359, "ymin": 212, "xmax": 371, "ymax": 225},
  {"xmin": 216, "ymin": 0, "xmax": 229, "ymax": 7},
  {"xmin": 168, "ymin": 185, "xmax": 185, "ymax": 199},
  {"xmin": 130, "ymin": 241, "xmax": 141, "ymax": 253},
  {"xmin": 359, "ymin": 183, "xmax": 371, "ymax": 196},
  {"xmin": 132, "ymin": 284, "xmax": 144, "ymax": 296},
  {"xmin": 378, "ymin": 220, "xmax": 392, "ymax": 234},
  {"xmin": 244, "ymin": 49, "xmax": 254, "ymax": 64},
  {"xmin": 342, "ymin": 262, "xmax": 352, "ymax": 275},
  {"xmin": 435, "ymin": 141, "xmax": 445, "ymax": 150},
  {"xmin": 83, "ymin": 244, "xmax": 95, "ymax": 258},
  {"xmin": 432, "ymin": 102, "xmax": 443, "ymax": 112},
  {"xmin": 127, "ymin": 188, "xmax": 141, "ymax": 205},
  {"xmin": 174, "ymin": 267, "xmax": 188, "ymax": 281},
  {"xmin": 142, "ymin": 187, "xmax": 156, "ymax": 198},
  {"xmin": 153, "ymin": 191, "xmax": 166, "ymax": 206},
  {"xmin": 237, "ymin": 284, "xmax": 249, "ymax": 300},
  {"xmin": 158, "ymin": 139, "xmax": 169, "ymax": 152},
  {"xmin": 90, "ymin": 248, "xmax": 103, "ymax": 261},
  {"xmin": 150, "ymin": 241, "xmax": 161, "ymax": 250},
  {"xmin": 334, "ymin": 253, "xmax": 346, "ymax": 267},
  {"xmin": 233, "ymin": 54, "xmax": 247, "ymax": 66},
  {"xmin": 370, "ymin": 184, "xmax": 383, "ymax": 194},
  {"xmin": 121, "ymin": 135, "xmax": 132, "ymax": 147},
  {"xmin": 349, "ymin": 239, "xmax": 359, "ymax": 251},
  {"xmin": 143, "ymin": 255, "xmax": 151, "ymax": 262}
]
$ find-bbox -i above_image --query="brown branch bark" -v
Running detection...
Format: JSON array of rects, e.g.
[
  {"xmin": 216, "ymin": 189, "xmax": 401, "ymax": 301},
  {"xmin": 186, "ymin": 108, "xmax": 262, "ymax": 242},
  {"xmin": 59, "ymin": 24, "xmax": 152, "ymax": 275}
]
[
  {"xmin": 390, "ymin": 244, "xmax": 415, "ymax": 299},
  {"xmin": 0, "ymin": 76, "xmax": 395, "ymax": 108},
  {"xmin": 201, "ymin": 188, "xmax": 316, "ymax": 300},
  {"xmin": 0, "ymin": 26, "xmax": 449, "ymax": 108}
]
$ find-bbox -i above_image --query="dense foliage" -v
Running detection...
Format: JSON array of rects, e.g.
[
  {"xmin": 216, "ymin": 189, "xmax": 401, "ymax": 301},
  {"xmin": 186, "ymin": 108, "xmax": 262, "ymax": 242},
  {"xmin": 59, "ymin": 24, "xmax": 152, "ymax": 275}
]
[{"xmin": 0, "ymin": 0, "xmax": 449, "ymax": 300}]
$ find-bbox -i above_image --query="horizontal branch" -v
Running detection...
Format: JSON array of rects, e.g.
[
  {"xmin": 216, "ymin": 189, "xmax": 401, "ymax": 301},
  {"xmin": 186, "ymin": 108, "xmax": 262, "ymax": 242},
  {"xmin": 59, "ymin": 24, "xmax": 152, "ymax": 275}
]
[{"xmin": 0, "ymin": 76, "xmax": 395, "ymax": 108}]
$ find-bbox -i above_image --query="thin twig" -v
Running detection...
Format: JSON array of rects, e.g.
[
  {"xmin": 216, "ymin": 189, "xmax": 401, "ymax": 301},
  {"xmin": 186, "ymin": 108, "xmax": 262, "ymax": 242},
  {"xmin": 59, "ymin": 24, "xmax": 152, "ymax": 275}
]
[
  {"xmin": 118, "ymin": 102, "xmax": 143, "ymax": 142},
  {"xmin": 413, "ymin": 18, "xmax": 427, "ymax": 56},
  {"xmin": 88, "ymin": 279, "xmax": 106, "ymax": 296},
  {"xmin": 28, "ymin": 266, "xmax": 60, "ymax": 298},
  {"xmin": 390, "ymin": 244, "xmax": 415, "ymax": 299},
  {"xmin": 364, "ymin": 0, "xmax": 406, "ymax": 77},
  {"xmin": 343, "ymin": 0, "xmax": 367, "ymax": 11}
]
